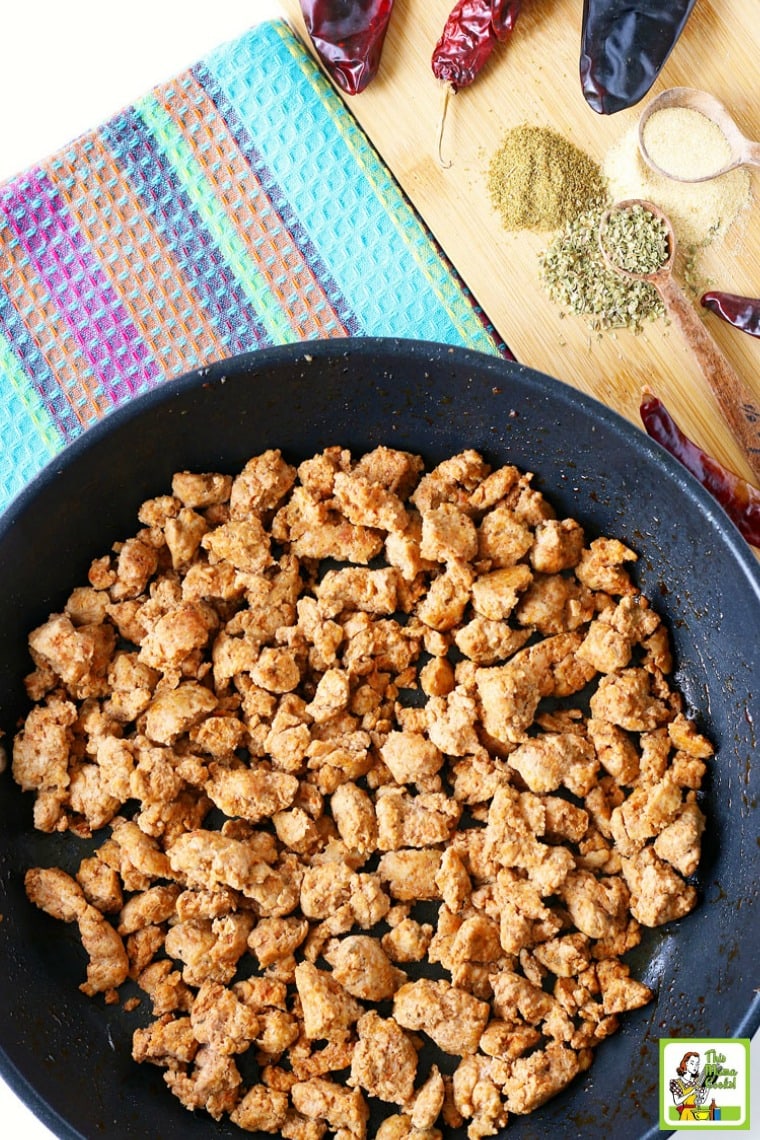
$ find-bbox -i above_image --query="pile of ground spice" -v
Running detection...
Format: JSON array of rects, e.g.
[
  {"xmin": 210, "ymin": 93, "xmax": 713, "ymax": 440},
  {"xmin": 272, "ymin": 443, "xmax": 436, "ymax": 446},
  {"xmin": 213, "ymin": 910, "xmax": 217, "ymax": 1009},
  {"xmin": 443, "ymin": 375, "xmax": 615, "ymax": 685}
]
[
  {"xmin": 487, "ymin": 124, "xmax": 608, "ymax": 231},
  {"xmin": 604, "ymin": 121, "xmax": 751, "ymax": 250},
  {"xmin": 642, "ymin": 106, "xmax": 733, "ymax": 182}
]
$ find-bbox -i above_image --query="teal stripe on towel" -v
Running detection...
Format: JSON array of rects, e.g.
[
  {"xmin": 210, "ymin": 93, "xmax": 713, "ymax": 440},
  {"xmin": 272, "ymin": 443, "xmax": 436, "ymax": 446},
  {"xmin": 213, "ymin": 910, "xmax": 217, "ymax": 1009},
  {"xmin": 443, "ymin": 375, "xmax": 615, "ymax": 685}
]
[
  {"xmin": 204, "ymin": 22, "xmax": 500, "ymax": 352},
  {"xmin": 0, "ymin": 330, "xmax": 61, "ymax": 499}
]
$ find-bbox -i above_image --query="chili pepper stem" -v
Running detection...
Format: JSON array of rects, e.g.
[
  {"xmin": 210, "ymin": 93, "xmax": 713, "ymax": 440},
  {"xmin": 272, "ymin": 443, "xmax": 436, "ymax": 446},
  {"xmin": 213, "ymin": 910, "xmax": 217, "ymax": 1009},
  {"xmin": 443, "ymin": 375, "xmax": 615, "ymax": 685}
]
[{"xmin": 436, "ymin": 83, "xmax": 454, "ymax": 169}]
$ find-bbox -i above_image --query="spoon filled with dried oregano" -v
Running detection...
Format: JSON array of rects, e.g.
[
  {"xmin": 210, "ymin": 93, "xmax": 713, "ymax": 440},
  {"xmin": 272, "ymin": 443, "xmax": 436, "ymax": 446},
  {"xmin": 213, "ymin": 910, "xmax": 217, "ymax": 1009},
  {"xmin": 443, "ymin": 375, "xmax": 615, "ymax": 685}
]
[{"xmin": 600, "ymin": 199, "xmax": 760, "ymax": 483}]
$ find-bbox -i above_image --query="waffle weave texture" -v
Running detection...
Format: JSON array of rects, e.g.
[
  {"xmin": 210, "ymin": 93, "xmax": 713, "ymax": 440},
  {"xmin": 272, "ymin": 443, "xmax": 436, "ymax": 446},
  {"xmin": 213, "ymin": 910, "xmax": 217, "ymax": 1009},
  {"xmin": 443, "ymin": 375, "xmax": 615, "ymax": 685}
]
[{"xmin": 0, "ymin": 19, "xmax": 507, "ymax": 513}]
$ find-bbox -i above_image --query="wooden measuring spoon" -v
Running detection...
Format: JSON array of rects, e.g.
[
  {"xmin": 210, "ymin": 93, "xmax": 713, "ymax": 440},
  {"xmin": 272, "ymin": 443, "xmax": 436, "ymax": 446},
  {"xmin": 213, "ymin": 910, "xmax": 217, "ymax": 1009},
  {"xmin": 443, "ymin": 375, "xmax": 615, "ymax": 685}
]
[
  {"xmin": 638, "ymin": 87, "xmax": 760, "ymax": 183},
  {"xmin": 600, "ymin": 199, "xmax": 760, "ymax": 483}
]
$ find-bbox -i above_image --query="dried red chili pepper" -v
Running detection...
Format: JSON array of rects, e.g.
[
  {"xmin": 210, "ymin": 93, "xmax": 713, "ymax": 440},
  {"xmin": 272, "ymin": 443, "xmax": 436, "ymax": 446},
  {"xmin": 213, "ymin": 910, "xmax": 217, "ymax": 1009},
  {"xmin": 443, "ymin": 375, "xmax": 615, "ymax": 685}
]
[
  {"xmin": 640, "ymin": 389, "xmax": 760, "ymax": 547},
  {"xmin": 580, "ymin": 0, "xmax": 697, "ymax": 115},
  {"xmin": 300, "ymin": 1, "xmax": 395, "ymax": 95},
  {"xmin": 432, "ymin": 0, "xmax": 521, "ymax": 91},
  {"xmin": 432, "ymin": 1, "xmax": 522, "ymax": 164},
  {"xmin": 701, "ymin": 291, "xmax": 760, "ymax": 339}
]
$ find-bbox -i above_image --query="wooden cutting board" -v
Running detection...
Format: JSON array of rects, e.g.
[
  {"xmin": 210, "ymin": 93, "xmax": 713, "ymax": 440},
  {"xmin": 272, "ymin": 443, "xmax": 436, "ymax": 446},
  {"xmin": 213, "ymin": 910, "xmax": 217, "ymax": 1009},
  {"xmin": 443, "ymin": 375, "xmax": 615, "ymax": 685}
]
[{"xmin": 281, "ymin": 0, "xmax": 760, "ymax": 483}]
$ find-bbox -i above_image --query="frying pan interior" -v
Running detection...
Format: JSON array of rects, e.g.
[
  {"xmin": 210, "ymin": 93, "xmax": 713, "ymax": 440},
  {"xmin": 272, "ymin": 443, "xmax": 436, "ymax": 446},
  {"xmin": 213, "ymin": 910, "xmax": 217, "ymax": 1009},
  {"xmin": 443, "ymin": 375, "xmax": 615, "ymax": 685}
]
[{"xmin": 0, "ymin": 338, "xmax": 757, "ymax": 1140}]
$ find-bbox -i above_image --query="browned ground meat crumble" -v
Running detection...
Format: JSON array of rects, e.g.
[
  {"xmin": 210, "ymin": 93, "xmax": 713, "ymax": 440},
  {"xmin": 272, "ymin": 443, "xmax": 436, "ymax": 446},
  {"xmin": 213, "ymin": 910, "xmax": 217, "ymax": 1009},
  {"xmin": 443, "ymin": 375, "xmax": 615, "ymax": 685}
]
[{"xmin": 12, "ymin": 445, "xmax": 713, "ymax": 1138}]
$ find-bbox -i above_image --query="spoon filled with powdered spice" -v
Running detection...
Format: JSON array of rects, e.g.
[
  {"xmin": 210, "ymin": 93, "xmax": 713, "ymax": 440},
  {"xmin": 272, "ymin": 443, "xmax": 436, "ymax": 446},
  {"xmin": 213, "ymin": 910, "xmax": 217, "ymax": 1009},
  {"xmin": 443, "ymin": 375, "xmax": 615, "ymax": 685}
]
[
  {"xmin": 600, "ymin": 199, "xmax": 760, "ymax": 483},
  {"xmin": 638, "ymin": 87, "xmax": 760, "ymax": 183}
]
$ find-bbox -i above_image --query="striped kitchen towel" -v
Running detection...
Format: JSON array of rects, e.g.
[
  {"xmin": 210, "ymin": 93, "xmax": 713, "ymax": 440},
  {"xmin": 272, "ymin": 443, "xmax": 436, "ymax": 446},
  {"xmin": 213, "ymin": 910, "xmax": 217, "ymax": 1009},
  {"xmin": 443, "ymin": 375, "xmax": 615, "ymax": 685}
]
[{"xmin": 0, "ymin": 18, "xmax": 507, "ymax": 514}]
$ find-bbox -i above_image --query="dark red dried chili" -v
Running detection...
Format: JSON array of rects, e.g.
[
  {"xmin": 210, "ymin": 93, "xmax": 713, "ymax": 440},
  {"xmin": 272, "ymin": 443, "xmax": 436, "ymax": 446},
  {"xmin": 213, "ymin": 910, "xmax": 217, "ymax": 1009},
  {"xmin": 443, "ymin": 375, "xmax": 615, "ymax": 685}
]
[
  {"xmin": 432, "ymin": 0, "xmax": 521, "ymax": 92},
  {"xmin": 701, "ymin": 291, "xmax": 760, "ymax": 339},
  {"xmin": 300, "ymin": 1, "xmax": 395, "ymax": 95},
  {"xmin": 580, "ymin": 0, "xmax": 697, "ymax": 115},
  {"xmin": 432, "ymin": 1, "xmax": 521, "ymax": 165},
  {"xmin": 640, "ymin": 389, "xmax": 760, "ymax": 547}
]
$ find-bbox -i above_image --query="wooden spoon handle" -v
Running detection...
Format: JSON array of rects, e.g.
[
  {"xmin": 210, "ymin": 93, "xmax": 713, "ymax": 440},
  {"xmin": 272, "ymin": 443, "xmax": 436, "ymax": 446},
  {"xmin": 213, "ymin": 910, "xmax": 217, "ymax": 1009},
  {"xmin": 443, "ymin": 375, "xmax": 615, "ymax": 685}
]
[
  {"xmin": 657, "ymin": 274, "xmax": 760, "ymax": 483},
  {"xmin": 741, "ymin": 139, "xmax": 760, "ymax": 169}
]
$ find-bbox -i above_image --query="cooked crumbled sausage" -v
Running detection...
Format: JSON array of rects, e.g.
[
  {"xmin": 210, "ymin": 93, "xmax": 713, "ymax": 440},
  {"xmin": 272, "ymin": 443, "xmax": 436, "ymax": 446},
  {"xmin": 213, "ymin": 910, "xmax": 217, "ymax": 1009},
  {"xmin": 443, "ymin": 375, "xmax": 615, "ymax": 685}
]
[
  {"xmin": 295, "ymin": 962, "xmax": 364, "ymax": 1043},
  {"xmin": 291, "ymin": 1076, "xmax": 369, "ymax": 1138},
  {"xmin": 172, "ymin": 471, "xmax": 233, "ymax": 510},
  {"xmin": 393, "ymin": 979, "xmax": 490, "ymax": 1055},
  {"xmin": 349, "ymin": 1011, "xmax": 418, "ymax": 1105},
  {"xmin": 324, "ymin": 936, "xmax": 405, "ymax": 1002},
  {"xmin": 15, "ymin": 445, "xmax": 712, "ymax": 1134},
  {"xmin": 230, "ymin": 1083, "xmax": 290, "ymax": 1132},
  {"xmin": 25, "ymin": 867, "xmax": 129, "ymax": 997}
]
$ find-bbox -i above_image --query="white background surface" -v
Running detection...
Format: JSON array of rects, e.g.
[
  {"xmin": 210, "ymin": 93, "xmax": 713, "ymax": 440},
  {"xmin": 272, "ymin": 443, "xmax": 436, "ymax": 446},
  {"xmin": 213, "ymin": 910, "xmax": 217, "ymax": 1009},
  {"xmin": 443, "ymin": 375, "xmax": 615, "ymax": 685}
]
[{"xmin": 0, "ymin": 2, "xmax": 757, "ymax": 1137}]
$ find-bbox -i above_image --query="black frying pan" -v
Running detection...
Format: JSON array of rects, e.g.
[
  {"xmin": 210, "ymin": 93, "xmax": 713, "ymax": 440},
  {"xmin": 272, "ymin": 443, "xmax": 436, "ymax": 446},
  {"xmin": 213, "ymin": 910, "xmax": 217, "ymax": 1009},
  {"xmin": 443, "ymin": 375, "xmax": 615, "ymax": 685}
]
[{"xmin": 0, "ymin": 338, "xmax": 758, "ymax": 1139}]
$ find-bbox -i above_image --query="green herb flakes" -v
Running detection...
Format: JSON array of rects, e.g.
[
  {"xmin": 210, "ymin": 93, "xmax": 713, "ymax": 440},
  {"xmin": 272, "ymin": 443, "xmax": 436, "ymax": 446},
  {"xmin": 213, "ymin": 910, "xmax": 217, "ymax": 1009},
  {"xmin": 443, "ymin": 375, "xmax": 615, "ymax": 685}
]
[
  {"xmin": 538, "ymin": 209, "xmax": 665, "ymax": 332},
  {"xmin": 600, "ymin": 204, "xmax": 670, "ymax": 276}
]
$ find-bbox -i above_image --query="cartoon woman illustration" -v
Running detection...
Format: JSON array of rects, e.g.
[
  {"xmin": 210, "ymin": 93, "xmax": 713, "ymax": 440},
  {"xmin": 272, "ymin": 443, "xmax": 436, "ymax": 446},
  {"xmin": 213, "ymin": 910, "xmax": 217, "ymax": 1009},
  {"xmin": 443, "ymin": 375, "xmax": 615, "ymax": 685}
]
[{"xmin": 670, "ymin": 1051, "xmax": 710, "ymax": 1121}]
